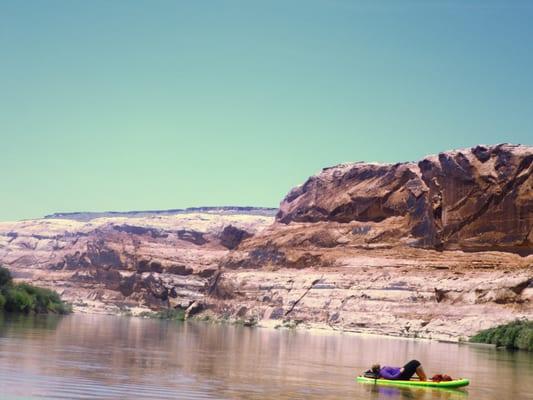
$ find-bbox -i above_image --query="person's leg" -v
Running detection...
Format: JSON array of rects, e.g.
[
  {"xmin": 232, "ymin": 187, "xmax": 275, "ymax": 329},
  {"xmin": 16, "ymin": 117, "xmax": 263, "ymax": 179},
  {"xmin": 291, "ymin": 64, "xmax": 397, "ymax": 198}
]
[
  {"xmin": 415, "ymin": 366, "xmax": 427, "ymax": 381},
  {"xmin": 398, "ymin": 360, "xmax": 421, "ymax": 380}
]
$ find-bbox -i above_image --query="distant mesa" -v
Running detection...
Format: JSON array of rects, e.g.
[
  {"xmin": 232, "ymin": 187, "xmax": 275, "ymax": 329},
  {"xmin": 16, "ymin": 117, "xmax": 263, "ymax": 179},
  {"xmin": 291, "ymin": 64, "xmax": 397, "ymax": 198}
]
[{"xmin": 44, "ymin": 206, "xmax": 278, "ymax": 221}]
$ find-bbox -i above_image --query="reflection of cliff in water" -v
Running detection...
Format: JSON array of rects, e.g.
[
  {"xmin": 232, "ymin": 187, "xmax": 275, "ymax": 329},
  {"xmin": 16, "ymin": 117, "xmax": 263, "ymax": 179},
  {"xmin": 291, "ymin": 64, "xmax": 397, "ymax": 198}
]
[
  {"xmin": 362, "ymin": 382, "xmax": 468, "ymax": 400},
  {"xmin": 0, "ymin": 314, "xmax": 531, "ymax": 399}
]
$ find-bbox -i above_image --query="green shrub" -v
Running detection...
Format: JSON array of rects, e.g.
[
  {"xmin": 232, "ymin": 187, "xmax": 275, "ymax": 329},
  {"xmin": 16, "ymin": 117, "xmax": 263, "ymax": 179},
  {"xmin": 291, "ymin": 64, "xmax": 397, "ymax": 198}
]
[
  {"xmin": 45, "ymin": 296, "xmax": 72, "ymax": 315},
  {"xmin": 0, "ymin": 265, "xmax": 71, "ymax": 315},
  {"xmin": 139, "ymin": 308, "xmax": 186, "ymax": 321},
  {"xmin": 4, "ymin": 286, "xmax": 35, "ymax": 313},
  {"xmin": 0, "ymin": 266, "xmax": 13, "ymax": 287},
  {"xmin": 16, "ymin": 283, "xmax": 64, "ymax": 313},
  {"xmin": 470, "ymin": 320, "xmax": 533, "ymax": 351},
  {"xmin": 515, "ymin": 327, "xmax": 533, "ymax": 351}
]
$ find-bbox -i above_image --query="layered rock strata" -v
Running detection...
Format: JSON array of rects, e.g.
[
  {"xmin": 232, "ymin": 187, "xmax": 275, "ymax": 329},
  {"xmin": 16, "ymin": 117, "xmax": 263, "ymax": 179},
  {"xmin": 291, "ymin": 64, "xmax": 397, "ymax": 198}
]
[
  {"xmin": 0, "ymin": 144, "xmax": 531, "ymax": 341},
  {"xmin": 216, "ymin": 144, "xmax": 532, "ymax": 339},
  {"xmin": 0, "ymin": 212, "xmax": 273, "ymax": 314},
  {"xmin": 218, "ymin": 246, "xmax": 532, "ymax": 340},
  {"xmin": 277, "ymin": 144, "xmax": 532, "ymax": 254}
]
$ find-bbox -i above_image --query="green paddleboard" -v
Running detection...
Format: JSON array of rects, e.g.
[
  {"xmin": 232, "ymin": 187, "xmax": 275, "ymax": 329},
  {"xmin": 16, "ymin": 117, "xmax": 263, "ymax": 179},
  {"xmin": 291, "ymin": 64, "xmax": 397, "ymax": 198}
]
[{"xmin": 356, "ymin": 376, "xmax": 470, "ymax": 388}]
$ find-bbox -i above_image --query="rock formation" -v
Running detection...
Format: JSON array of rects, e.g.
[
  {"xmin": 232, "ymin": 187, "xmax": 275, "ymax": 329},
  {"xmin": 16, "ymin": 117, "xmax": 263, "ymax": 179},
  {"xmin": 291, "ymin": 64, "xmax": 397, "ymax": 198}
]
[
  {"xmin": 218, "ymin": 144, "xmax": 532, "ymax": 339},
  {"xmin": 277, "ymin": 143, "xmax": 532, "ymax": 253},
  {"xmin": 0, "ymin": 144, "xmax": 531, "ymax": 341},
  {"xmin": 0, "ymin": 211, "xmax": 273, "ymax": 314}
]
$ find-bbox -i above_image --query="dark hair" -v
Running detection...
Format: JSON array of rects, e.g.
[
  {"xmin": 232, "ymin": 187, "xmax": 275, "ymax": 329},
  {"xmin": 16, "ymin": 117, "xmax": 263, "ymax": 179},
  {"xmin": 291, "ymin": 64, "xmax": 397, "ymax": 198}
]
[{"xmin": 371, "ymin": 364, "xmax": 380, "ymax": 375}]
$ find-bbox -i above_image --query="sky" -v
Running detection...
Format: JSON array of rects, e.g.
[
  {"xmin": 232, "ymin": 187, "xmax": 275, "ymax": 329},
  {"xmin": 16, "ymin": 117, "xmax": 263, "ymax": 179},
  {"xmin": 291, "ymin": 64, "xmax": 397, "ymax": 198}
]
[{"xmin": 1, "ymin": 0, "xmax": 532, "ymax": 221}]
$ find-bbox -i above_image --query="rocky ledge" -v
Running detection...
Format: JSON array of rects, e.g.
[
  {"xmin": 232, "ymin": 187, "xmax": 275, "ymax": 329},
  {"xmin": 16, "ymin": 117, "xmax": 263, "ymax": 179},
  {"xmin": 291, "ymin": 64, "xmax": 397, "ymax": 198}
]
[
  {"xmin": 0, "ymin": 212, "xmax": 273, "ymax": 315},
  {"xmin": 0, "ymin": 144, "xmax": 531, "ymax": 341},
  {"xmin": 277, "ymin": 143, "xmax": 532, "ymax": 254}
]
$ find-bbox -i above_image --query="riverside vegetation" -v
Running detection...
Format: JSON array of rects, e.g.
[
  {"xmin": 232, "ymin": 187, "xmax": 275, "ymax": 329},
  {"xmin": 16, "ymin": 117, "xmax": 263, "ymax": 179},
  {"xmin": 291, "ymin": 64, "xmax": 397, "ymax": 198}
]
[
  {"xmin": 0, "ymin": 266, "xmax": 71, "ymax": 314},
  {"xmin": 470, "ymin": 320, "xmax": 533, "ymax": 351},
  {"xmin": 138, "ymin": 308, "xmax": 185, "ymax": 320}
]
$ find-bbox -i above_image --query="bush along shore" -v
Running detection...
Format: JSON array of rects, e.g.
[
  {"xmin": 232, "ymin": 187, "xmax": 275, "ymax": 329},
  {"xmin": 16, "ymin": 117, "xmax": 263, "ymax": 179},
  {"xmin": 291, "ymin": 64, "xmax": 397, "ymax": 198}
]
[
  {"xmin": 0, "ymin": 266, "xmax": 71, "ymax": 314},
  {"xmin": 470, "ymin": 320, "xmax": 533, "ymax": 351},
  {"xmin": 134, "ymin": 308, "xmax": 260, "ymax": 327},
  {"xmin": 138, "ymin": 308, "xmax": 186, "ymax": 320}
]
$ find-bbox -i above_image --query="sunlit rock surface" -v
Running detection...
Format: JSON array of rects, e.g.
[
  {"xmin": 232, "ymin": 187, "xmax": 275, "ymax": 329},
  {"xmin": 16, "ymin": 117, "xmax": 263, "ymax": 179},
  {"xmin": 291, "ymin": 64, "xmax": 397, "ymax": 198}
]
[
  {"xmin": 222, "ymin": 144, "xmax": 532, "ymax": 339},
  {"xmin": 277, "ymin": 143, "xmax": 532, "ymax": 253},
  {"xmin": 0, "ymin": 145, "xmax": 532, "ymax": 341},
  {"xmin": 0, "ymin": 210, "xmax": 274, "ymax": 314}
]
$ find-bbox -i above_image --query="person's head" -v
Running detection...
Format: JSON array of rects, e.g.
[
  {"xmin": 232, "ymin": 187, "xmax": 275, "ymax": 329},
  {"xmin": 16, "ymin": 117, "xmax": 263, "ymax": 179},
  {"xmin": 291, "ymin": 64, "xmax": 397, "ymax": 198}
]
[{"xmin": 371, "ymin": 364, "xmax": 380, "ymax": 375}]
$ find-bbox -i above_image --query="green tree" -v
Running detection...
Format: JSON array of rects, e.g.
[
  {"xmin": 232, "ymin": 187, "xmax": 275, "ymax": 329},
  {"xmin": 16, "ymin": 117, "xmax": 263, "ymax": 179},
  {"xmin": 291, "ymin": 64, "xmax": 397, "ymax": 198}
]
[
  {"xmin": 0, "ymin": 266, "xmax": 13, "ymax": 288},
  {"xmin": 4, "ymin": 286, "xmax": 35, "ymax": 313},
  {"xmin": 0, "ymin": 265, "xmax": 71, "ymax": 314}
]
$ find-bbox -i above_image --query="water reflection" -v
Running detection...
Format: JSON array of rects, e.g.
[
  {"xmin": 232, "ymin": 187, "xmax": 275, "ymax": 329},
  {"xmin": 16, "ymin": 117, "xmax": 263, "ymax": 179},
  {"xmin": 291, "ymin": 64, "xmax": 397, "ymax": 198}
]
[
  {"xmin": 361, "ymin": 383, "xmax": 468, "ymax": 400},
  {"xmin": 0, "ymin": 314, "xmax": 531, "ymax": 399}
]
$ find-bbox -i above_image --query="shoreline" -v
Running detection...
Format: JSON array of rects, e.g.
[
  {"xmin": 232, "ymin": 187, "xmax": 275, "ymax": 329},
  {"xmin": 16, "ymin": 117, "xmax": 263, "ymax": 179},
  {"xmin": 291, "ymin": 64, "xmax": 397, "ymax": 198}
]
[
  {"xmin": 1, "ymin": 307, "xmax": 507, "ymax": 352},
  {"xmin": 69, "ymin": 305, "xmax": 498, "ymax": 348}
]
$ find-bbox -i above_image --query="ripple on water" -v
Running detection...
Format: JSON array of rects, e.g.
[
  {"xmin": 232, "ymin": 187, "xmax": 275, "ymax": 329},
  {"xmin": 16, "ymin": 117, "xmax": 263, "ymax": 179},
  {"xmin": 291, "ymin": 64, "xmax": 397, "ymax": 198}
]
[{"xmin": 0, "ymin": 314, "xmax": 532, "ymax": 400}]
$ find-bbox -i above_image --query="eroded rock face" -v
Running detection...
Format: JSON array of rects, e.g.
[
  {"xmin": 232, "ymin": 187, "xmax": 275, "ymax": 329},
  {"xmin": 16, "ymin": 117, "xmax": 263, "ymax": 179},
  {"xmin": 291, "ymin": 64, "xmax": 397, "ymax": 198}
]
[
  {"xmin": 0, "ymin": 145, "xmax": 531, "ymax": 341},
  {"xmin": 216, "ymin": 144, "xmax": 532, "ymax": 339},
  {"xmin": 0, "ymin": 212, "xmax": 272, "ymax": 314},
  {"xmin": 219, "ymin": 225, "xmax": 252, "ymax": 250},
  {"xmin": 215, "ymin": 247, "xmax": 532, "ymax": 341},
  {"xmin": 277, "ymin": 144, "xmax": 533, "ymax": 253}
]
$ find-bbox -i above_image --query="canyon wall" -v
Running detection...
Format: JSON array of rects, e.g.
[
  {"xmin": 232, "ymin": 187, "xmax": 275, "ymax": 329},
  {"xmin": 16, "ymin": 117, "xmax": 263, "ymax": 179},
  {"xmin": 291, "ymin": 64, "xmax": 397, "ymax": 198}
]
[
  {"xmin": 0, "ymin": 145, "xmax": 531, "ymax": 341},
  {"xmin": 0, "ymin": 211, "xmax": 273, "ymax": 314},
  {"xmin": 276, "ymin": 143, "xmax": 532, "ymax": 253}
]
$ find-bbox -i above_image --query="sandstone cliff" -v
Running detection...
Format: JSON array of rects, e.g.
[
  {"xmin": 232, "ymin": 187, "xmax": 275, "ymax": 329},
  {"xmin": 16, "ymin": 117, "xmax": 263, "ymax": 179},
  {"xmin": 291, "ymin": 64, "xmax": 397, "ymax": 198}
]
[
  {"xmin": 0, "ymin": 211, "xmax": 273, "ymax": 314},
  {"xmin": 0, "ymin": 145, "xmax": 531, "ymax": 341},
  {"xmin": 276, "ymin": 143, "xmax": 532, "ymax": 253},
  {"xmin": 217, "ymin": 144, "xmax": 532, "ymax": 340}
]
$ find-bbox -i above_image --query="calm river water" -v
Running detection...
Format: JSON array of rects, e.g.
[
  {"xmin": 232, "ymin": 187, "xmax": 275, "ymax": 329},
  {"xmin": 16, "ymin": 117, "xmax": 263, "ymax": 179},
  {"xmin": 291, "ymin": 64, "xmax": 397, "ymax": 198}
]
[{"xmin": 0, "ymin": 314, "xmax": 531, "ymax": 399}]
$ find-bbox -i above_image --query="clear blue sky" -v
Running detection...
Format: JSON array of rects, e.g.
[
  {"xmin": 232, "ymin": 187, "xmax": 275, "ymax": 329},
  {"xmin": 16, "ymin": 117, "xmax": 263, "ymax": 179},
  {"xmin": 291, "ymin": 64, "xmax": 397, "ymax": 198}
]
[{"xmin": 1, "ymin": 0, "xmax": 532, "ymax": 221}]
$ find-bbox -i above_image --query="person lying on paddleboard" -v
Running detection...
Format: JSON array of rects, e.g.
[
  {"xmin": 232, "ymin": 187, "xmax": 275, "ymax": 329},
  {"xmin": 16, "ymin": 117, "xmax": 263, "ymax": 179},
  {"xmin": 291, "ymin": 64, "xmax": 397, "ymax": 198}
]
[{"xmin": 369, "ymin": 360, "xmax": 427, "ymax": 381}]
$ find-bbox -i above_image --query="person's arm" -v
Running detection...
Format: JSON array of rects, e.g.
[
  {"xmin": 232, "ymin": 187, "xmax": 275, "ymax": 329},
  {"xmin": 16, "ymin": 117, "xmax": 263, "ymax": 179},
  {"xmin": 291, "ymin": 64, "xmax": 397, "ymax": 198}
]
[{"xmin": 380, "ymin": 367, "xmax": 402, "ymax": 380}]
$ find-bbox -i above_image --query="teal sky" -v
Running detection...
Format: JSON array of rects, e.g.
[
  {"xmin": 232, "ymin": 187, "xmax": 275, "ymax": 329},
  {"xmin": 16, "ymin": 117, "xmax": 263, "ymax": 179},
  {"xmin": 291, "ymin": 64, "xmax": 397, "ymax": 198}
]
[{"xmin": 1, "ymin": 1, "xmax": 532, "ymax": 221}]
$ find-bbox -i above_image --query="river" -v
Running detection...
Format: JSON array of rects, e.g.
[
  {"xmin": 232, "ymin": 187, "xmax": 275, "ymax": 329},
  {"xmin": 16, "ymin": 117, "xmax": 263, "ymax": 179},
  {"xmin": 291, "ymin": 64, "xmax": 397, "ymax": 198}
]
[{"xmin": 0, "ymin": 314, "xmax": 531, "ymax": 399}]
